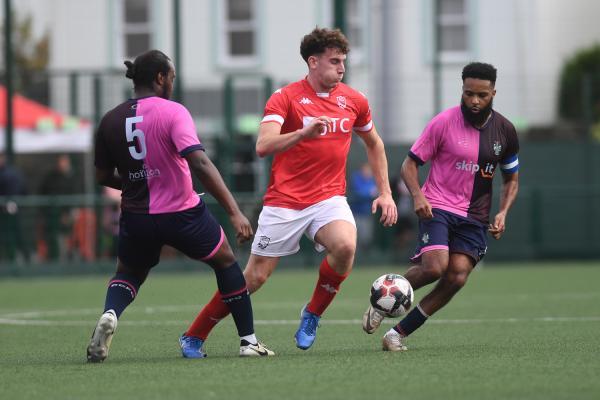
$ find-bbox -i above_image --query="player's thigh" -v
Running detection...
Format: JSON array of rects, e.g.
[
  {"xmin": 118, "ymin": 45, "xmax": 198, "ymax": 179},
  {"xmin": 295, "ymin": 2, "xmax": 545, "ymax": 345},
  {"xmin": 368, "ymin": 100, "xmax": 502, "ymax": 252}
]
[
  {"xmin": 250, "ymin": 206, "xmax": 311, "ymax": 257},
  {"xmin": 410, "ymin": 209, "xmax": 451, "ymax": 263},
  {"xmin": 308, "ymin": 196, "xmax": 357, "ymax": 253},
  {"xmin": 448, "ymin": 218, "xmax": 488, "ymax": 265},
  {"xmin": 117, "ymin": 212, "xmax": 162, "ymax": 272},
  {"xmin": 159, "ymin": 202, "xmax": 231, "ymax": 266}
]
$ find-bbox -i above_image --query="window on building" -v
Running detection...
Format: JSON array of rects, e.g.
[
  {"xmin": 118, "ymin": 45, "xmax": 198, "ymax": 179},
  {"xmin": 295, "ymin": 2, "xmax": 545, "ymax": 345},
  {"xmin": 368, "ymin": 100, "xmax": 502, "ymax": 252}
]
[
  {"xmin": 123, "ymin": 0, "xmax": 153, "ymax": 59},
  {"xmin": 346, "ymin": 0, "xmax": 367, "ymax": 64},
  {"xmin": 436, "ymin": 0, "xmax": 468, "ymax": 61},
  {"xmin": 219, "ymin": 0, "xmax": 258, "ymax": 67}
]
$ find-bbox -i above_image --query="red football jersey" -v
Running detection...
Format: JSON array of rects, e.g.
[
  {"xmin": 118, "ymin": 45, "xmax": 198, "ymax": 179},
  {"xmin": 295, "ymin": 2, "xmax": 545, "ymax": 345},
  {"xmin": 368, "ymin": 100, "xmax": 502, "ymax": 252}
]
[{"xmin": 260, "ymin": 78, "xmax": 373, "ymax": 209}]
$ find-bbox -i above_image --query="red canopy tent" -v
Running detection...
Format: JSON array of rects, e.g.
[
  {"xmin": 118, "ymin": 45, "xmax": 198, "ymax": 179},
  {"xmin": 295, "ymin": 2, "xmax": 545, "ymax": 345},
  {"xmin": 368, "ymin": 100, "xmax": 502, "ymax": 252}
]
[{"xmin": 0, "ymin": 85, "xmax": 92, "ymax": 153}]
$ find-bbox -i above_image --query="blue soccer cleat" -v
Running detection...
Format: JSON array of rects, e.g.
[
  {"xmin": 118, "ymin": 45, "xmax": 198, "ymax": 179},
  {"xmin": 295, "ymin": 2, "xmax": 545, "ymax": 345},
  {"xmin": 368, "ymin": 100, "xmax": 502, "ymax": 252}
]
[
  {"xmin": 179, "ymin": 334, "xmax": 207, "ymax": 358},
  {"xmin": 294, "ymin": 305, "xmax": 321, "ymax": 350}
]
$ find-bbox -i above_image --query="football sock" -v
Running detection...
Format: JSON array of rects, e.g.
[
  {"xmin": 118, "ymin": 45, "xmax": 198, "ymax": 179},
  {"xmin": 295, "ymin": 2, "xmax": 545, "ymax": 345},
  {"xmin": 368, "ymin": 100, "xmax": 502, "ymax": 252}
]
[
  {"xmin": 394, "ymin": 304, "xmax": 429, "ymax": 337},
  {"xmin": 306, "ymin": 258, "xmax": 349, "ymax": 316},
  {"xmin": 103, "ymin": 273, "xmax": 142, "ymax": 318},
  {"xmin": 185, "ymin": 290, "xmax": 229, "ymax": 340},
  {"xmin": 241, "ymin": 333, "xmax": 258, "ymax": 345},
  {"xmin": 214, "ymin": 262, "xmax": 254, "ymax": 337}
]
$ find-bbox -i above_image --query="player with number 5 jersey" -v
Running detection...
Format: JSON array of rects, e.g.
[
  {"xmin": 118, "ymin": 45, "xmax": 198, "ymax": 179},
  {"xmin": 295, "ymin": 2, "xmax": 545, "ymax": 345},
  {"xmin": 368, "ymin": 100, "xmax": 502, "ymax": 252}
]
[{"xmin": 89, "ymin": 50, "xmax": 273, "ymax": 362}]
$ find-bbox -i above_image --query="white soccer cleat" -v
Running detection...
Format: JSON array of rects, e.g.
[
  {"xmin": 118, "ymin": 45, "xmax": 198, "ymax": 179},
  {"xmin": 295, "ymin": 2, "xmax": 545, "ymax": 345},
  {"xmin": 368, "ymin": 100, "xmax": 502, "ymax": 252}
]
[
  {"xmin": 362, "ymin": 305, "xmax": 385, "ymax": 334},
  {"xmin": 239, "ymin": 340, "xmax": 275, "ymax": 357},
  {"xmin": 382, "ymin": 329, "xmax": 408, "ymax": 352},
  {"xmin": 87, "ymin": 311, "xmax": 118, "ymax": 363}
]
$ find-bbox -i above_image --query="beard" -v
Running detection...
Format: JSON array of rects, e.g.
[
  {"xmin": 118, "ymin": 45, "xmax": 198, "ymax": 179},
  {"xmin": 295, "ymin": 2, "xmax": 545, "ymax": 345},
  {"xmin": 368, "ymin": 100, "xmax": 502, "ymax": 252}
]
[{"xmin": 461, "ymin": 98, "xmax": 493, "ymax": 128}]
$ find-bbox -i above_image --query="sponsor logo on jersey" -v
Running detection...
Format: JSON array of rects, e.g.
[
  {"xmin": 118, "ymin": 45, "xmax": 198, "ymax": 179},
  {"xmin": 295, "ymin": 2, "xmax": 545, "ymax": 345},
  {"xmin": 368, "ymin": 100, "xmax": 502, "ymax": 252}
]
[
  {"xmin": 336, "ymin": 95, "xmax": 346, "ymax": 109},
  {"xmin": 455, "ymin": 160, "xmax": 496, "ymax": 178},
  {"xmin": 299, "ymin": 97, "xmax": 313, "ymax": 105},
  {"xmin": 129, "ymin": 165, "xmax": 161, "ymax": 182},
  {"xmin": 302, "ymin": 116, "xmax": 351, "ymax": 135}
]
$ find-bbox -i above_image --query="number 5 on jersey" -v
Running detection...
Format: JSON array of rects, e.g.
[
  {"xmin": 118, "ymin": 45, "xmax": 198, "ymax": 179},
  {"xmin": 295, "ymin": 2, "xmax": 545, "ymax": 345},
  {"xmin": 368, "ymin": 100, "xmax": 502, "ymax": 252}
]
[{"xmin": 126, "ymin": 116, "xmax": 147, "ymax": 160}]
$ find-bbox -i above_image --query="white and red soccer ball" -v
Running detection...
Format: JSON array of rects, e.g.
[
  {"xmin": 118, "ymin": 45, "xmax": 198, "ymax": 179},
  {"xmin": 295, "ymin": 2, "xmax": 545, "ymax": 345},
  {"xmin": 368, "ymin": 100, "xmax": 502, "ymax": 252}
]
[{"xmin": 370, "ymin": 274, "xmax": 414, "ymax": 317}]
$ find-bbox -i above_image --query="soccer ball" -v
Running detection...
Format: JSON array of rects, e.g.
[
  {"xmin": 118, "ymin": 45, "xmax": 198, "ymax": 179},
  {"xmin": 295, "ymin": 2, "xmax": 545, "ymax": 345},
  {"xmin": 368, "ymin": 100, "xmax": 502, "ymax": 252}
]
[{"xmin": 370, "ymin": 274, "xmax": 414, "ymax": 317}]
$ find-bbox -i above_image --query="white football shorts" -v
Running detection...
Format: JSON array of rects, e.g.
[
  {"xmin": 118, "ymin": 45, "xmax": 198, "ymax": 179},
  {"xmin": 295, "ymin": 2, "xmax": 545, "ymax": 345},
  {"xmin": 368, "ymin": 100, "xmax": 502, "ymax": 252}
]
[{"xmin": 251, "ymin": 195, "xmax": 356, "ymax": 257}]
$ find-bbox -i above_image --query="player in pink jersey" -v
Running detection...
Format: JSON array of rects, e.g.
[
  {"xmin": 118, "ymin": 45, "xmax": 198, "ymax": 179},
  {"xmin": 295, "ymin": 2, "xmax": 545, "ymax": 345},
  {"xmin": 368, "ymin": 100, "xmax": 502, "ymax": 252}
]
[
  {"xmin": 363, "ymin": 62, "xmax": 520, "ymax": 351},
  {"xmin": 181, "ymin": 28, "xmax": 397, "ymax": 353},
  {"xmin": 88, "ymin": 50, "xmax": 273, "ymax": 362}
]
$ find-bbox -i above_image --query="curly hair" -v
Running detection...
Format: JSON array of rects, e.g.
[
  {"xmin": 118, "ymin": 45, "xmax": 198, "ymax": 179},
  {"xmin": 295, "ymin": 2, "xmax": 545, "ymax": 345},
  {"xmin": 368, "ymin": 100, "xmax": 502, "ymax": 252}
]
[
  {"xmin": 462, "ymin": 62, "xmax": 497, "ymax": 85},
  {"xmin": 124, "ymin": 50, "xmax": 172, "ymax": 89},
  {"xmin": 300, "ymin": 27, "xmax": 350, "ymax": 63}
]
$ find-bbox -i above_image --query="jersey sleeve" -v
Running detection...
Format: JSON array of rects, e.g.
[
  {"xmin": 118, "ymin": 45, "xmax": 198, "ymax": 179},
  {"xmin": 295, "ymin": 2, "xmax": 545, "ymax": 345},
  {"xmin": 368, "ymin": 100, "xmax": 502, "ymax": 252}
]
[
  {"xmin": 409, "ymin": 116, "xmax": 443, "ymax": 166},
  {"xmin": 500, "ymin": 123, "xmax": 520, "ymax": 174},
  {"xmin": 170, "ymin": 103, "xmax": 204, "ymax": 157},
  {"xmin": 261, "ymin": 89, "xmax": 289, "ymax": 125},
  {"xmin": 353, "ymin": 91, "xmax": 373, "ymax": 132},
  {"xmin": 94, "ymin": 116, "xmax": 114, "ymax": 170}
]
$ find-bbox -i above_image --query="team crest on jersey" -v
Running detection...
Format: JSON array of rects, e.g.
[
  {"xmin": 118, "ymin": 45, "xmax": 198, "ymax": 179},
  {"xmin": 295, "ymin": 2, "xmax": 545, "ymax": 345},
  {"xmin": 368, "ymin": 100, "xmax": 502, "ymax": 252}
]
[
  {"xmin": 257, "ymin": 236, "xmax": 271, "ymax": 249},
  {"xmin": 493, "ymin": 141, "xmax": 502, "ymax": 156},
  {"xmin": 336, "ymin": 96, "xmax": 347, "ymax": 109}
]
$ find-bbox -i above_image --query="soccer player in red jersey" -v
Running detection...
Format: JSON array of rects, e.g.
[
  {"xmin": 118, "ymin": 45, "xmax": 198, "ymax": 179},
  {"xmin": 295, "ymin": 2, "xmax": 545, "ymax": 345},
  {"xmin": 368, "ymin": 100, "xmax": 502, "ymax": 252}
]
[
  {"xmin": 362, "ymin": 62, "xmax": 520, "ymax": 351},
  {"xmin": 180, "ymin": 27, "xmax": 397, "ymax": 353}
]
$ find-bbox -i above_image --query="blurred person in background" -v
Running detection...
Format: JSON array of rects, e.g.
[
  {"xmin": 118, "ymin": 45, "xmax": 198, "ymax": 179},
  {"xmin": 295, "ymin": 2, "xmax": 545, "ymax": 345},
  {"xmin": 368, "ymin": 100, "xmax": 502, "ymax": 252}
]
[
  {"xmin": 182, "ymin": 27, "xmax": 397, "ymax": 353},
  {"xmin": 349, "ymin": 162, "xmax": 378, "ymax": 250},
  {"xmin": 87, "ymin": 49, "xmax": 273, "ymax": 362},
  {"xmin": 363, "ymin": 62, "xmax": 520, "ymax": 351},
  {"xmin": 37, "ymin": 154, "xmax": 77, "ymax": 261},
  {"xmin": 390, "ymin": 168, "xmax": 416, "ymax": 259},
  {"xmin": 0, "ymin": 153, "xmax": 29, "ymax": 262}
]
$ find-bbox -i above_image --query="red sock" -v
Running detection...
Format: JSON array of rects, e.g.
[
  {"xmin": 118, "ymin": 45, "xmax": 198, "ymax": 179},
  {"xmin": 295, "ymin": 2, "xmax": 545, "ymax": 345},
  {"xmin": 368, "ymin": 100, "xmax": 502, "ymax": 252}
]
[
  {"xmin": 306, "ymin": 258, "xmax": 349, "ymax": 316},
  {"xmin": 185, "ymin": 290, "xmax": 230, "ymax": 340}
]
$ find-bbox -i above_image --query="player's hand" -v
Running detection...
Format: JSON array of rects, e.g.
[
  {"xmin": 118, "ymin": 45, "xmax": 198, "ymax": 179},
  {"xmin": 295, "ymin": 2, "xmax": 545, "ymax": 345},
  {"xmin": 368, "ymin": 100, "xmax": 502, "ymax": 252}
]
[
  {"xmin": 488, "ymin": 211, "xmax": 506, "ymax": 240},
  {"xmin": 372, "ymin": 193, "xmax": 397, "ymax": 227},
  {"xmin": 299, "ymin": 116, "xmax": 332, "ymax": 139},
  {"xmin": 229, "ymin": 212, "xmax": 254, "ymax": 244},
  {"xmin": 414, "ymin": 194, "xmax": 433, "ymax": 219}
]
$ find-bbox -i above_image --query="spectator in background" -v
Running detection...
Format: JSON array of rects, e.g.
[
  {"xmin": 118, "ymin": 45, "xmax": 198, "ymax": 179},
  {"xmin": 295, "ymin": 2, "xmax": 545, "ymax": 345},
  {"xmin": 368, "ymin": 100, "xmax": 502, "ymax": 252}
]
[
  {"xmin": 0, "ymin": 153, "xmax": 29, "ymax": 262},
  {"xmin": 349, "ymin": 163, "xmax": 378, "ymax": 250},
  {"xmin": 38, "ymin": 154, "xmax": 77, "ymax": 261}
]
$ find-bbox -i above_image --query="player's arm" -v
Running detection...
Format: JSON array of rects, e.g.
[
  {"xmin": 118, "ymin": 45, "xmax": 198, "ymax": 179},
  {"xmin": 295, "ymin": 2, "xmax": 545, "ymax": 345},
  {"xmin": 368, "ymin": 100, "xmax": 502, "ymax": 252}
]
[
  {"xmin": 255, "ymin": 117, "xmax": 331, "ymax": 157},
  {"xmin": 95, "ymin": 168, "xmax": 122, "ymax": 190},
  {"xmin": 355, "ymin": 126, "xmax": 397, "ymax": 227},
  {"xmin": 400, "ymin": 156, "xmax": 433, "ymax": 219},
  {"xmin": 185, "ymin": 150, "xmax": 253, "ymax": 243},
  {"xmin": 489, "ymin": 171, "xmax": 519, "ymax": 240}
]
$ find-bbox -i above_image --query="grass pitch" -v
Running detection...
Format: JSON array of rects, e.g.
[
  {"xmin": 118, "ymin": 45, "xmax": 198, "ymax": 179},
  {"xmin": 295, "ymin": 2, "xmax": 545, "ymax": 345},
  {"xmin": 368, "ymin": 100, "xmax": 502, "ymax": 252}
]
[{"xmin": 1, "ymin": 261, "xmax": 599, "ymax": 400}]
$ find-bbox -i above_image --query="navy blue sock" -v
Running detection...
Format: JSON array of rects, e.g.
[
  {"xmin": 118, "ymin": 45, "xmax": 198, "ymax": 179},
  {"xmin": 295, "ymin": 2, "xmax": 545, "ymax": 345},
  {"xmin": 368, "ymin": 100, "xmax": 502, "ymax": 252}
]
[
  {"xmin": 214, "ymin": 262, "xmax": 254, "ymax": 337},
  {"xmin": 394, "ymin": 304, "xmax": 429, "ymax": 337},
  {"xmin": 103, "ymin": 273, "xmax": 142, "ymax": 318}
]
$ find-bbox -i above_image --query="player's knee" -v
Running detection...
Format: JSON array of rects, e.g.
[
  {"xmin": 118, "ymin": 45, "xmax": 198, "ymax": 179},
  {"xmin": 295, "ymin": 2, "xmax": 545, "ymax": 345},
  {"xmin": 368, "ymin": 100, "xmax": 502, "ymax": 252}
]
[
  {"xmin": 445, "ymin": 271, "xmax": 469, "ymax": 290},
  {"xmin": 421, "ymin": 261, "xmax": 446, "ymax": 282},
  {"xmin": 329, "ymin": 240, "xmax": 356, "ymax": 262}
]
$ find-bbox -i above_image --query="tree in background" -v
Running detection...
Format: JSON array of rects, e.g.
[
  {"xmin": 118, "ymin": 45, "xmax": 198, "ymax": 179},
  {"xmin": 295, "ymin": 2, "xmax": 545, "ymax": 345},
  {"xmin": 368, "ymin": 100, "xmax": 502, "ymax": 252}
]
[
  {"xmin": 558, "ymin": 44, "xmax": 600, "ymax": 140},
  {"xmin": 1, "ymin": 11, "xmax": 50, "ymax": 101}
]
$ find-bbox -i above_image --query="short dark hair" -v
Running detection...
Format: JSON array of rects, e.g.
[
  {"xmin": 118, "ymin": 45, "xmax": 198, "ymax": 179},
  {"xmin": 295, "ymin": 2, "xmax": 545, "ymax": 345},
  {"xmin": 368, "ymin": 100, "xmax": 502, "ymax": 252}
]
[
  {"xmin": 124, "ymin": 50, "xmax": 172, "ymax": 89},
  {"xmin": 300, "ymin": 27, "xmax": 350, "ymax": 63},
  {"xmin": 462, "ymin": 62, "xmax": 497, "ymax": 85}
]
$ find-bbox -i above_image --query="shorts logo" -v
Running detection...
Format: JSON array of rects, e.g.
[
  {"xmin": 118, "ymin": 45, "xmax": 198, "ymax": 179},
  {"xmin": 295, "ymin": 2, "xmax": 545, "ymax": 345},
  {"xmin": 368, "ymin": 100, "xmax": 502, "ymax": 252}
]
[
  {"xmin": 257, "ymin": 236, "xmax": 271, "ymax": 249},
  {"xmin": 493, "ymin": 141, "xmax": 502, "ymax": 156},
  {"xmin": 422, "ymin": 233, "xmax": 429, "ymax": 244},
  {"xmin": 336, "ymin": 95, "xmax": 346, "ymax": 109}
]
